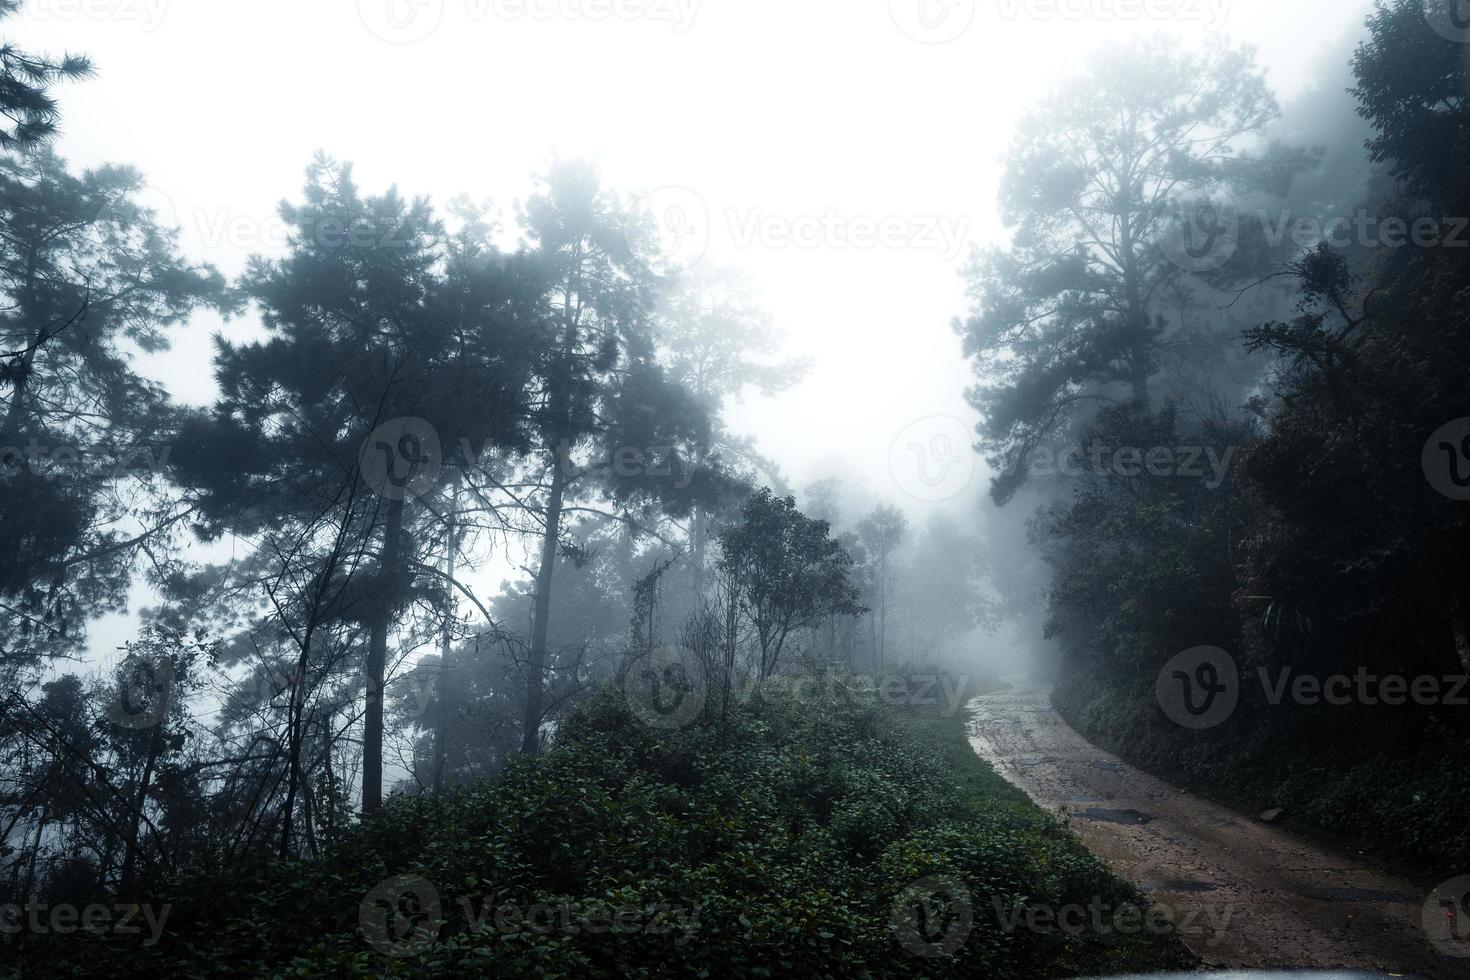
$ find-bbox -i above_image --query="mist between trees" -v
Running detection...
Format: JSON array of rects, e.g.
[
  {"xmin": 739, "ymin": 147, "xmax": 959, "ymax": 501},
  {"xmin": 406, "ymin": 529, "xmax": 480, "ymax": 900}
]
[
  {"xmin": 2, "ymin": 0, "xmax": 1469, "ymax": 974},
  {"xmin": 0, "ymin": 0, "xmax": 999, "ymax": 907}
]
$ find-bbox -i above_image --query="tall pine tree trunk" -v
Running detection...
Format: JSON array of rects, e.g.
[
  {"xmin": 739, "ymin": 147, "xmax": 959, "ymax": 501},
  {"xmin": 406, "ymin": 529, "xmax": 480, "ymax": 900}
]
[
  {"xmin": 1129, "ymin": 354, "xmax": 1151, "ymax": 403},
  {"xmin": 721, "ymin": 579, "xmax": 737, "ymax": 735},
  {"xmin": 2, "ymin": 346, "xmax": 33, "ymax": 439},
  {"xmin": 362, "ymin": 495, "xmax": 404, "ymax": 814},
  {"xmin": 433, "ymin": 477, "xmax": 459, "ymax": 789},
  {"xmin": 877, "ymin": 562, "xmax": 887, "ymax": 667},
  {"xmin": 1, "ymin": 273, "xmax": 46, "ymax": 440},
  {"xmin": 690, "ymin": 505, "xmax": 708, "ymax": 600},
  {"xmin": 520, "ymin": 453, "xmax": 567, "ymax": 755},
  {"xmin": 121, "ymin": 725, "xmax": 163, "ymax": 888}
]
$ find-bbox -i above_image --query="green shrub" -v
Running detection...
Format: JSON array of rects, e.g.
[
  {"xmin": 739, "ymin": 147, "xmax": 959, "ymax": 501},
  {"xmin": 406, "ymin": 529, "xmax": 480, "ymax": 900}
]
[{"xmin": 3, "ymin": 679, "xmax": 1192, "ymax": 979}]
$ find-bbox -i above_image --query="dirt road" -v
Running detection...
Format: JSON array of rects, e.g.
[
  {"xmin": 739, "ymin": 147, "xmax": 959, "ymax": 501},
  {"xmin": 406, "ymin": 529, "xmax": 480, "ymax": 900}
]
[{"xmin": 966, "ymin": 681, "xmax": 1462, "ymax": 976}]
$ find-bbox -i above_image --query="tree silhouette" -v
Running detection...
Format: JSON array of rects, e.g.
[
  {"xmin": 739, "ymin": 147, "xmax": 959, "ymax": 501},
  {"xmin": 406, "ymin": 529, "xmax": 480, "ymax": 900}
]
[
  {"xmin": 0, "ymin": 1, "xmax": 91, "ymax": 149},
  {"xmin": 959, "ymin": 35, "xmax": 1314, "ymax": 503},
  {"xmin": 514, "ymin": 161, "xmax": 727, "ymax": 753},
  {"xmin": 0, "ymin": 149, "xmax": 225, "ymax": 671},
  {"xmin": 718, "ymin": 488, "xmax": 864, "ymax": 680},
  {"xmin": 174, "ymin": 156, "xmax": 538, "ymax": 817}
]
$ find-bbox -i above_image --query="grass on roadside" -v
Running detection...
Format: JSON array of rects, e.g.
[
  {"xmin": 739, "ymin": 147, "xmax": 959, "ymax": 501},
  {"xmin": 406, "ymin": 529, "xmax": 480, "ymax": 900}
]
[{"xmin": 3, "ymin": 671, "xmax": 1197, "ymax": 979}]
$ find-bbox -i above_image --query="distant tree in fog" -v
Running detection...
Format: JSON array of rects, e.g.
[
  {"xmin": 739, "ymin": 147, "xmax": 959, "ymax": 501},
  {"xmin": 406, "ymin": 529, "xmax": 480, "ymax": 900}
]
[
  {"xmin": 657, "ymin": 265, "xmax": 806, "ymax": 605},
  {"xmin": 857, "ymin": 503, "xmax": 907, "ymax": 666},
  {"xmin": 959, "ymin": 35, "xmax": 1316, "ymax": 504},
  {"xmin": 718, "ymin": 488, "xmax": 864, "ymax": 679},
  {"xmin": 515, "ymin": 161, "xmax": 727, "ymax": 754}
]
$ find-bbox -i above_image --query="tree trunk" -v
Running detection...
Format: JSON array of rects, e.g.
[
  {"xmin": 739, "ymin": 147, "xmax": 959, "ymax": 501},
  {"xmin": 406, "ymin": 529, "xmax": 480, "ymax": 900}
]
[
  {"xmin": 120, "ymin": 725, "xmax": 163, "ymax": 888},
  {"xmin": 281, "ymin": 607, "xmax": 325, "ymax": 855},
  {"xmin": 720, "ymin": 579, "xmax": 738, "ymax": 737},
  {"xmin": 22, "ymin": 804, "xmax": 47, "ymax": 900},
  {"xmin": 877, "ymin": 562, "xmax": 887, "ymax": 667},
  {"xmin": 1, "ymin": 269, "xmax": 45, "ymax": 441},
  {"xmin": 1116, "ymin": 190, "xmax": 1152, "ymax": 405},
  {"xmin": 1129, "ymin": 356, "xmax": 1151, "ymax": 403},
  {"xmin": 2, "ymin": 343, "xmax": 34, "ymax": 440},
  {"xmin": 868, "ymin": 612, "xmax": 878, "ymax": 670},
  {"xmin": 282, "ymin": 490, "xmax": 357, "ymax": 853},
  {"xmin": 520, "ymin": 453, "xmax": 567, "ymax": 755},
  {"xmin": 433, "ymin": 478, "xmax": 460, "ymax": 790},
  {"xmin": 362, "ymin": 495, "xmax": 405, "ymax": 815},
  {"xmin": 690, "ymin": 505, "xmax": 708, "ymax": 600}
]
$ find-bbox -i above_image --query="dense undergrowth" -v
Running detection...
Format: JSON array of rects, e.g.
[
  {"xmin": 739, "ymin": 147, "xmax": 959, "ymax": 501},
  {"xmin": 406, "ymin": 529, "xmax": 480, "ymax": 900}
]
[
  {"xmin": 3, "ymin": 676, "xmax": 1193, "ymax": 978},
  {"xmin": 979, "ymin": 0, "xmax": 1470, "ymax": 890},
  {"xmin": 1054, "ymin": 670, "xmax": 1470, "ymax": 881}
]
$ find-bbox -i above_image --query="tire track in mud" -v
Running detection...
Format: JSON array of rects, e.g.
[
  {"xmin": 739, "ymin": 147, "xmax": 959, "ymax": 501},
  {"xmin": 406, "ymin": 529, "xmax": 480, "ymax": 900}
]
[{"xmin": 966, "ymin": 682, "xmax": 1459, "ymax": 976}]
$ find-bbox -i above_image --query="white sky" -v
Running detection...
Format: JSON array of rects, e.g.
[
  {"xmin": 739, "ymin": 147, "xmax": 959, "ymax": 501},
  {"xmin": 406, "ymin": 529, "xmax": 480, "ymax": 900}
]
[{"xmin": 9, "ymin": 0, "xmax": 1369, "ymax": 660}]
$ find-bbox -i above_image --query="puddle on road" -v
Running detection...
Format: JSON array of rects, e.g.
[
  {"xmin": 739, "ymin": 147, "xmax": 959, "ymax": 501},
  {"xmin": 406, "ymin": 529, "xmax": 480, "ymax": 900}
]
[
  {"xmin": 1296, "ymin": 887, "xmax": 1420, "ymax": 904},
  {"xmin": 1078, "ymin": 807, "xmax": 1154, "ymax": 825},
  {"xmin": 1142, "ymin": 878, "xmax": 1218, "ymax": 893}
]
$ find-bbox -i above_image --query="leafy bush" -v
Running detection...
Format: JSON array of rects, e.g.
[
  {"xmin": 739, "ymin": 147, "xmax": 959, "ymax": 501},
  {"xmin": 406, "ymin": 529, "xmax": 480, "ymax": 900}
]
[{"xmin": 3, "ymin": 678, "xmax": 1191, "ymax": 978}]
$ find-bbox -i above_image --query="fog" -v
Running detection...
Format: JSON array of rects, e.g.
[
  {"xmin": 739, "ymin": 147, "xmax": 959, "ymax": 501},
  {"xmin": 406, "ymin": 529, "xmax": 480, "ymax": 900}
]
[
  {"xmin": 16, "ymin": 0, "xmax": 1364, "ymax": 490},
  {"xmin": 9, "ymin": 0, "xmax": 1470, "ymax": 972},
  {"xmin": 12, "ymin": 0, "xmax": 1369, "ymax": 676}
]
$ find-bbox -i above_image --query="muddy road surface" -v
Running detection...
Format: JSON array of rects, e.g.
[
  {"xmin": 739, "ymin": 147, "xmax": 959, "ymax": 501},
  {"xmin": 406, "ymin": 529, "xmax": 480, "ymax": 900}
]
[{"xmin": 966, "ymin": 682, "xmax": 1461, "ymax": 976}]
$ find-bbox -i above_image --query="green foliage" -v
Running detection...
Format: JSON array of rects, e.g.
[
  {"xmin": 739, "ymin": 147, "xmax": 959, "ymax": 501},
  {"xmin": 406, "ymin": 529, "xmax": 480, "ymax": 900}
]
[
  {"xmin": 0, "ymin": 1, "xmax": 92, "ymax": 149},
  {"xmin": 1024, "ymin": 0, "xmax": 1470, "ymax": 881},
  {"xmin": 0, "ymin": 147, "xmax": 226, "ymax": 666},
  {"xmin": 5, "ymin": 683, "xmax": 1191, "ymax": 978},
  {"xmin": 1352, "ymin": 0, "xmax": 1470, "ymax": 209},
  {"xmin": 959, "ymin": 34, "xmax": 1315, "ymax": 503},
  {"xmin": 1039, "ymin": 401, "xmax": 1245, "ymax": 668},
  {"xmin": 719, "ymin": 489, "xmax": 866, "ymax": 678}
]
